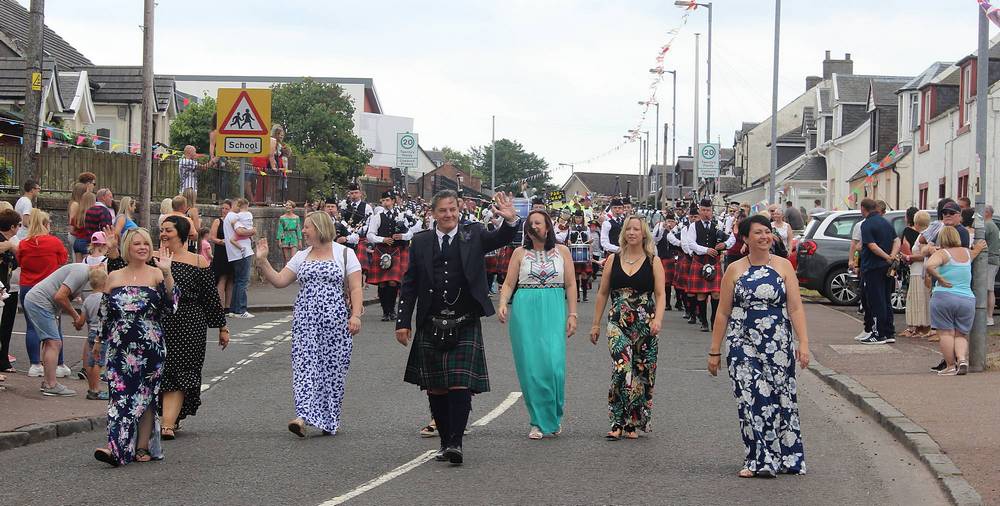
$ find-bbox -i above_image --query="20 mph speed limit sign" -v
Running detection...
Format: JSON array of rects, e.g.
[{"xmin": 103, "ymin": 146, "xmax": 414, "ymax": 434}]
[{"xmin": 697, "ymin": 143, "xmax": 720, "ymax": 179}]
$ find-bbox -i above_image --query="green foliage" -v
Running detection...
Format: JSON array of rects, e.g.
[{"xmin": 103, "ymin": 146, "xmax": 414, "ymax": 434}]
[
  {"xmin": 271, "ymin": 78, "xmax": 371, "ymax": 189},
  {"xmin": 470, "ymin": 138, "xmax": 551, "ymax": 193},
  {"xmin": 169, "ymin": 95, "xmax": 216, "ymax": 154},
  {"xmin": 437, "ymin": 146, "xmax": 478, "ymax": 178}
]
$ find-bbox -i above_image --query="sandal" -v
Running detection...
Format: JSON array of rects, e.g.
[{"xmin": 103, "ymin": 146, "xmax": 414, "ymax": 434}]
[
  {"xmin": 134, "ymin": 448, "xmax": 152, "ymax": 462},
  {"xmin": 160, "ymin": 425, "xmax": 176, "ymax": 440},
  {"xmin": 93, "ymin": 448, "xmax": 119, "ymax": 467},
  {"xmin": 624, "ymin": 426, "xmax": 639, "ymax": 440},
  {"xmin": 528, "ymin": 426, "xmax": 543, "ymax": 440},
  {"xmin": 605, "ymin": 425, "xmax": 623, "ymax": 441},
  {"xmin": 288, "ymin": 419, "xmax": 306, "ymax": 438},
  {"xmin": 419, "ymin": 424, "xmax": 437, "ymax": 438},
  {"xmin": 899, "ymin": 328, "xmax": 916, "ymax": 338},
  {"xmin": 738, "ymin": 468, "xmax": 754, "ymax": 478}
]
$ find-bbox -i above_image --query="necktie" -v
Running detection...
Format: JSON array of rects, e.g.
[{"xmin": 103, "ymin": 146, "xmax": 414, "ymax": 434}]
[{"xmin": 441, "ymin": 234, "xmax": 451, "ymax": 256}]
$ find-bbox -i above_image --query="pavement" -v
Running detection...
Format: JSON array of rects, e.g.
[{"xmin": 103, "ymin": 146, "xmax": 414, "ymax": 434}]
[
  {"xmin": 0, "ymin": 294, "xmax": 956, "ymax": 505},
  {"xmin": 807, "ymin": 303, "xmax": 999, "ymax": 505}
]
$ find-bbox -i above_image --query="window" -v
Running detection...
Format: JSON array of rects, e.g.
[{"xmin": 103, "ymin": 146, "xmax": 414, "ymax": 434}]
[
  {"xmin": 961, "ymin": 65, "xmax": 973, "ymax": 128},
  {"xmin": 939, "ymin": 178, "xmax": 946, "ymax": 199},
  {"xmin": 958, "ymin": 173, "xmax": 970, "ymax": 199},
  {"xmin": 96, "ymin": 128, "xmax": 110, "ymax": 151},
  {"xmin": 869, "ymin": 110, "xmax": 879, "ymax": 154},
  {"xmin": 921, "ymin": 89, "xmax": 933, "ymax": 148},
  {"xmin": 909, "ymin": 93, "xmax": 920, "ymax": 132},
  {"xmin": 825, "ymin": 216, "xmax": 862, "ymax": 240},
  {"xmin": 919, "ymin": 185, "xmax": 928, "ymax": 209}
]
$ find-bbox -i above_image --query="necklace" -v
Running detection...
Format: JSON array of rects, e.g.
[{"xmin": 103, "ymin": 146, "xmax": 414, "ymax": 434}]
[{"xmin": 622, "ymin": 252, "xmax": 641, "ymax": 265}]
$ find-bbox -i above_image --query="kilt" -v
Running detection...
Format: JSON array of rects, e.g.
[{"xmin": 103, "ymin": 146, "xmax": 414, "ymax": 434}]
[
  {"xmin": 687, "ymin": 254, "xmax": 722, "ymax": 294},
  {"xmin": 573, "ymin": 260, "xmax": 592, "ymax": 277},
  {"xmin": 366, "ymin": 244, "xmax": 409, "ymax": 285},
  {"xmin": 487, "ymin": 246, "xmax": 514, "ymax": 275},
  {"xmin": 675, "ymin": 254, "xmax": 691, "ymax": 292},
  {"xmin": 357, "ymin": 239, "xmax": 370, "ymax": 273},
  {"xmin": 661, "ymin": 256, "xmax": 676, "ymax": 286},
  {"xmin": 404, "ymin": 318, "xmax": 490, "ymax": 393}
]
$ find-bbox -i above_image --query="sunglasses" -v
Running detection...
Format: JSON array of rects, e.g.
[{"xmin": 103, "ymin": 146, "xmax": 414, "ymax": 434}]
[{"xmin": 941, "ymin": 210, "xmax": 959, "ymax": 216}]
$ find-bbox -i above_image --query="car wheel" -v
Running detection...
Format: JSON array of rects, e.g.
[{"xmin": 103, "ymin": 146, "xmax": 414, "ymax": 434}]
[
  {"xmin": 891, "ymin": 276, "xmax": 908, "ymax": 314},
  {"xmin": 824, "ymin": 267, "xmax": 861, "ymax": 306}
]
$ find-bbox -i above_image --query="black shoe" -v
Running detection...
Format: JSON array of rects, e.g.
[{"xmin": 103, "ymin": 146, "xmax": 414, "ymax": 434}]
[
  {"xmin": 582, "ymin": 296, "xmax": 589, "ymax": 302},
  {"xmin": 700, "ymin": 323, "xmax": 710, "ymax": 332},
  {"xmin": 687, "ymin": 317, "xmax": 697, "ymax": 324},
  {"xmin": 380, "ymin": 314, "xmax": 391, "ymax": 321},
  {"xmin": 664, "ymin": 305, "xmax": 671, "ymax": 311},
  {"xmin": 444, "ymin": 445, "xmax": 463, "ymax": 465},
  {"xmin": 434, "ymin": 448, "xmax": 448, "ymax": 461},
  {"xmin": 930, "ymin": 359, "xmax": 947, "ymax": 372}
]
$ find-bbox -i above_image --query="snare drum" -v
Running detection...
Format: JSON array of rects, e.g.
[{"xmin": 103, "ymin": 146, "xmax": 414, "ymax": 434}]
[
  {"xmin": 570, "ymin": 244, "xmax": 589, "ymax": 263},
  {"xmin": 513, "ymin": 198, "xmax": 531, "ymax": 219},
  {"xmin": 485, "ymin": 249, "xmax": 498, "ymax": 258}
]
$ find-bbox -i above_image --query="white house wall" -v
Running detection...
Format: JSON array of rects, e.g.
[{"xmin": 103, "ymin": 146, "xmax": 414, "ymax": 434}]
[
  {"xmin": 820, "ymin": 119, "xmax": 871, "ymax": 209},
  {"xmin": 740, "ymin": 85, "xmax": 823, "ymax": 187}
]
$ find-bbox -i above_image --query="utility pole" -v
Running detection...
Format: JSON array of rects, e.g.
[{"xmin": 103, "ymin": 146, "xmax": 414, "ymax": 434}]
[
  {"xmin": 491, "ymin": 115, "xmax": 496, "ymax": 194},
  {"xmin": 971, "ymin": 4, "xmax": 989, "ymax": 372},
  {"xmin": 768, "ymin": 1, "xmax": 781, "ymax": 204},
  {"xmin": 21, "ymin": 0, "xmax": 44, "ymax": 182},
  {"xmin": 661, "ymin": 123, "xmax": 669, "ymax": 207},
  {"xmin": 694, "ymin": 33, "xmax": 701, "ymax": 154},
  {"xmin": 705, "ymin": 3, "xmax": 712, "ymax": 143},
  {"xmin": 138, "ymin": 0, "xmax": 154, "ymax": 227}
]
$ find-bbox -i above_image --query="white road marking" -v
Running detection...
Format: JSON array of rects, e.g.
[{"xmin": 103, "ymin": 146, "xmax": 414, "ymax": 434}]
[
  {"xmin": 200, "ymin": 384, "xmax": 210, "ymax": 392},
  {"xmin": 317, "ymin": 391, "xmax": 523, "ymax": 505}
]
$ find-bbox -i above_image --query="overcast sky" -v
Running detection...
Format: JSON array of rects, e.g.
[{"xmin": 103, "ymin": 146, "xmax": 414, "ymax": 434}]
[{"xmin": 27, "ymin": 0, "xmax": 997, "ymax": 185}]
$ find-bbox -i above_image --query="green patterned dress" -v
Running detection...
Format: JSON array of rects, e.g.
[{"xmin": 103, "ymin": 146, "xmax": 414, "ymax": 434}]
[{"xmin": 605, "ymin": 253, "xmax": 657, "ymax": 431}]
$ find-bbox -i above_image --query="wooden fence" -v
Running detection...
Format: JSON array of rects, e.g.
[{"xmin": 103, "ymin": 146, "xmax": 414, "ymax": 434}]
[{"xmin": 0, "ymin": 146, "xmax": 309, "ymax": 204}]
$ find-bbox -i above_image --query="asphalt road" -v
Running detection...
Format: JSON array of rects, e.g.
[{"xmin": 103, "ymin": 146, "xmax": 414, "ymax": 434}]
[{"xmin": 1, "ymin": 299, "xmax": 948, "ymax": 505}]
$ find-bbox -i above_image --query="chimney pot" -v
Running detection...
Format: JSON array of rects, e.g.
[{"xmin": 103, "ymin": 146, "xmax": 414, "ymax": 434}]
[
  {"xmin": 825, "ymin": 50, "xmax": 831, "ymax": 59},
  {"xmin": 845, "ymin": 53, "xmax": 852, "ymax": 60}
]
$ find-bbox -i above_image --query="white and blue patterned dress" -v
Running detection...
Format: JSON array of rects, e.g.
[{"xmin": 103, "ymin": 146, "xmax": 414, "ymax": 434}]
[
  {"xmin": 725, "ymin": 261, "xmax": 806, "ymax": 474},
  {"xmin": 288, "ymin": 245, "xmax": 355, "ymax": 434}
]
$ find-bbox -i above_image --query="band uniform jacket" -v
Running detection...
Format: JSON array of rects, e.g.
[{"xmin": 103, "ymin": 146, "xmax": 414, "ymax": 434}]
[{"xmin": 396, "ymin": 220, "xmax": 516, "ymax": 331}]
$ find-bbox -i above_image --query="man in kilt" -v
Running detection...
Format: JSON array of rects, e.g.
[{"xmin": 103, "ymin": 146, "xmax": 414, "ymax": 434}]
[
  {"xmin": 367, "ymin": 191, "xmax": 421, "ymax": 321},
  {"xmin": 674, "ymin": 204, "xmax": 698, "ymax": 321},
  {"xmin": 566, "ymin": 209, "xmax": 592, "ymax": 301},
  {"xmin": 484, "ymin": 211, "xmax": 513, "ymax": 294},
  {"xmin": 340, "ymin": 182, "xmax": 373, "ymax": 275},
  {"xmin": 325, "ymin": 198, "xmax": 356, "ymax": 246},
  {"xmin": 395, "ymin": 189, "xmax": 519, "ymax": 465},
  {"xmin": 681, "ymin": 198, "xmax": 734, "ymax": 332},
  {"xmin": 599, "ymin": 197, "xmax": 626, "ymax": 256},
  {"xmin": 653, "ymin": 212, "xmax": 679, "ymax": 310}
]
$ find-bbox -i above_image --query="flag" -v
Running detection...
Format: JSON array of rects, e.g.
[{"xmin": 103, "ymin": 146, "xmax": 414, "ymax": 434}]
[{"xmin": 979, "ymin": 0, "xmax": 1000, "ymax": 27}]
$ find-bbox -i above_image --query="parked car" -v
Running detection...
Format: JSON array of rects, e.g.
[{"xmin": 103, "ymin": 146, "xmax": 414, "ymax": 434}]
[{"xmin": 795, "ymin": 210, "xmax": 917, "ymax": 311}]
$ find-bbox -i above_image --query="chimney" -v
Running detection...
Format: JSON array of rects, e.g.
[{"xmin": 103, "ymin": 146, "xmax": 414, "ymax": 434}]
[
  {"xmin": 822, "ymin": 51, "xmax": 854, "ymax": 79},
  {"xmin": 687, "ymin": 146, "xmax": 692, "ymax": 156},
  {"xmin": 806, "ymin": 75, "xmax": 822, "ymax": 90}
]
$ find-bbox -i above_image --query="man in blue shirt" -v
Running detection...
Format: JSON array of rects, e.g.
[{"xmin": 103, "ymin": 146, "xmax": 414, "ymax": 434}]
[{"xmin": 859, "ymin": 198, "xmax": 900, "ymax": 344}]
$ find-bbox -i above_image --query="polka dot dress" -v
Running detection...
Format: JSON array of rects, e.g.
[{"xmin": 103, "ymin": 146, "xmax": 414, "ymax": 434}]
[{"xmin": 160, "ymin": 261, "xmax": 226, "ymax": 421}]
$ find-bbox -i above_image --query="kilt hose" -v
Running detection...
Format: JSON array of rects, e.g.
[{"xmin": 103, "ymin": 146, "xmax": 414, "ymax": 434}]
[
  {"xmin": 404, "ymin": 318, "xmax": 490, "ymax": 394},
  {"xmin": 687, "ymin": 254, "xmax": 722, "ymax": 294},
  {"xmin": 366, "ymin": 243, "xmax": 409, "ymax": 285}
]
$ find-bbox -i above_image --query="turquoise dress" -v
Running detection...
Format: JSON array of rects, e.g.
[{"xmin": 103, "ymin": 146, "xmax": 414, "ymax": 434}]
[{"xmin": 509, "ymin": 247, "xmax": 567, "ymax": 434}]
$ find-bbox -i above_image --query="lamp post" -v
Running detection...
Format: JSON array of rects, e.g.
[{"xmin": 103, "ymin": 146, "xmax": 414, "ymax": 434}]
[
  {"xmin": 557, "ymin": 162, "xmax": 575, "ymax": 180},
  {"xmin": 768, "ymin": 0, "xmax": 781, "ymax": 203},
  {"xmin": 676, "ymin": 1, "xmax": 712, "ymax": 141},
  {"xmin": 639, "ymin": 100, "xmax": 660, "ymax": 201},
  {"xmin": 651, "ymin": 68, "xmax": 678, "ymax": 206}
]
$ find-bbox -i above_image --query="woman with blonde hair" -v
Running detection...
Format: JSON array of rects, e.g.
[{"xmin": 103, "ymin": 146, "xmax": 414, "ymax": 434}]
[
  {"xmin": 255, "ymin": 211, "xmax": 363, "ymax": 436},
  {"xmin": 901, "ymin": 209, "xmax": 932, "ymax": 339},
  {"xmin": 925, "ymin": 226, "xmax": 986, "ymax": 375},
  {"xmin": 589, "ymin": 215, "xmax": 665, "ymax": 440},
  {"xmin": 157, "ymin": 198, "xmax": 173, "ymax": 226},
  {"xmin": 114, "ymin": 196, "xmax": 138, "ymax": 238},
  {"xmin": 67, "ymin": 182, "xmax": 88, "ymax": 261},
  {"xmin": 71, "ymin": 191, "xmax": 96, "ymax": 263},
  {"xmin": 16, "ymin": 209, "xmax": 69, "ymax": 378}
]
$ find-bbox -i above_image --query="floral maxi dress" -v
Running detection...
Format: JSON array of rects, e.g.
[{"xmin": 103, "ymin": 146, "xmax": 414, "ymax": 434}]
[
  {"xmin": 725, "ymin": 263, "xmax": 805, "ymax": 474},
  {"xmin": 102, "ymin": 284, "xmax": 179, "ymax": 465}
]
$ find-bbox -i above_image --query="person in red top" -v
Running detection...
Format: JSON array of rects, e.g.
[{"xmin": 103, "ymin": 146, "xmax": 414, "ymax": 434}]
[{"xmin": 15, "ymin": 209, "xmax": 70, "ymax": 378}]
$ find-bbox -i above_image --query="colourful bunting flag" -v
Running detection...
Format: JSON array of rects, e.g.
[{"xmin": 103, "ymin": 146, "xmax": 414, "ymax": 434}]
[
  {"xmin": 979, "ymin": 0, "xmax": 1000, "ymax": 28},
  {"xmin": 76, "ymin": 135, "xmax": 85, "ymax": 145}
]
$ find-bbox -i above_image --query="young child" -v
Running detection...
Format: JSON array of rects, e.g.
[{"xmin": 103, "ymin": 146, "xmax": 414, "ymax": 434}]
[
  {"xmin": 84, "ymin": 232, "xmax": 109, "ymax": 266},
  {"xmin": 84, "ymin": 267, "xmax": 109, "ymax": 400},
  {"xmin": 229, "ymin": 199, "xmax": 254, "ymax": 250},
  {"xmin": 198, "ymin": 227, "xmax": 213, "ymax": 263}
]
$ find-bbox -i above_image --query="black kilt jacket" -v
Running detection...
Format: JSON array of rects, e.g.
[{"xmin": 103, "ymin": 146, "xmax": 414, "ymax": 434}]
[{"xmin": 396, "ymin": 220, "xmax": 516, "ymax": 331}]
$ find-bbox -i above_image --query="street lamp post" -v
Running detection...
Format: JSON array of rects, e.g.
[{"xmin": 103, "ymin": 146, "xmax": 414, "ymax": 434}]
[
  {"xmin": 557, "ymin": 162, "xmax": 575, "ymax": 179},
  {"xmin": 768, "ymin": 0, "xmax": 781, "ymax": 203},
  {"xmin": 639, "ymin": 100, "xmax": 660, "ymax": 201},
  {"xmin": 676, "ymin": 1, "xmax": 712, "ymax": 141},
  {"xmin": 694, "ymin": 33, "xmax": 701, "ymax": 151}
]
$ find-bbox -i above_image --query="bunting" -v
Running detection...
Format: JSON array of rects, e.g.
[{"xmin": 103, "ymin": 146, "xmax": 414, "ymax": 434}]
[
  {"xmin": 0, "ymin": 117, "xmax": 197, "ymax": 160},
  {"xmin": 979, "ymin": 0, "xmax": 1000, "ymax": 28}
]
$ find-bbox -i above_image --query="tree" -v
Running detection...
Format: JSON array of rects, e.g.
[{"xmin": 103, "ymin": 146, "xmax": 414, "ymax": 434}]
[
  {"xmin": 470, "ymin": 138, "xmax": 552, "ymax": 194},
  {"xmin": 169, "ymin": 95, "xmax": 216, "ymax": 154},
  {"xmin": 271, "ymin": 78, "xmax": 370, "ymax": 185},
  {"xmin": 436, "ymin": 146, "xmax": 478, "ymax": 178}
]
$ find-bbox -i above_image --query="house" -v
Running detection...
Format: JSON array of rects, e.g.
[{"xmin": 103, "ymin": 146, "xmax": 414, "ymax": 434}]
[
  {"xmin": 560, "ymin": 171, "xmax": 643, "ymax": 199},
  {"xmin": 86, "ymin": 66, "xmax": 177, "ymax": 151},
  {"xmin": 414, "ymin": 162, "xmax": 484, "ymax": 200},
  {"xmin": 0, "ymin": 0, "xmax": 91, "ymax": 67},
  {"xmin": 0, "ymin": 57, "xmax": 64, "ymax": 141}
]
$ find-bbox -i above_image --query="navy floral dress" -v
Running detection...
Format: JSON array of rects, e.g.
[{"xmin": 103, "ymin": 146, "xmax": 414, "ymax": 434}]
[
  {"xmin": 102, "ymin": 284, "xmax": 179, "ymax": 465},
  {"xmin": 291, "ymin": 257, "xmax": 352, "ymax": 434},
  {"xmin": 725, "ymin": 262, "xmax": 805, "ymax": 474}
]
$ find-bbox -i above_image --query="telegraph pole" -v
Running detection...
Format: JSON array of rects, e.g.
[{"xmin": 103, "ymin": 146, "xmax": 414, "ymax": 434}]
[
  {"xmin": 491, "ymin": 115, "xmax": 496, "ymax": 193},
  {"xmin": 768, "ymin": 1, "xmax": 781, "ymax": 203},
  {"xmin": 970, "ymin": 4, "xmax": 989, "ymax": 372},
  {"xmin": 21, "ymin": 0, "xmax": 44, "ymax": 182},
  {"xmin": 138, "ymin": 0, "xmax": 154, "ymax": 227}
]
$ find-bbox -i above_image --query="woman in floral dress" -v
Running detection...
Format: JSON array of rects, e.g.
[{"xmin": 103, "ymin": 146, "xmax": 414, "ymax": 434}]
[
  {"xmin": 708, "ymin": 214, "xmax": 810, "ymax": 478},
  {"xmin": 589, "ymin": 216, "xmax": 665, "ymax": 440},
  {"xmin": 256, "ymin": 211, "xmax": 363, "ymax": 436},
  {"xmin": 94, "ymin": 228, "xmax": 178, "ymax": 467}
]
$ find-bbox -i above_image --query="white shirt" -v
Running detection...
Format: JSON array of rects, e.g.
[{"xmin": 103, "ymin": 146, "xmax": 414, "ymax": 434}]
[
  {"xmin": 681, "ymin": 219, "xmax": 735, "ymax": 255},
  {"xmin": 286, "ymin": 241, "xmax": 361, "ymax": 276},
  {"xmin": 600, "ymin": 215, "xmax": 623, "ymax": 254},
  {"xmin": 223, "ymin": 211, "xmax": 254, "ymax": 261},
  {"xmin": 435, "ymin": 226, "xmax": 459, "ymax": 249},
  {"xmin": 14, "ymin": 196, "xmax": 31, "ymax": 240},
  {"xmin": 366, "ymin": 208, "xmax": 421, "ymax": 244}
]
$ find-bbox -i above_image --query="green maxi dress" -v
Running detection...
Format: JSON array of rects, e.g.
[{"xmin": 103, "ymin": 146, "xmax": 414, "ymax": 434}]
[{"xmin": 509, "ymin": 247, "xmax": 567, "ymax": 434}]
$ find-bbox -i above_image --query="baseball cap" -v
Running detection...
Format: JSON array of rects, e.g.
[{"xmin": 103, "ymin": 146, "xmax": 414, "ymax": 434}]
[
  {"xmin": 941, "ymin": 202, "xmax": 961, "ymax": 214},
  {"xmin": 90, "ymin": 231, "xmax": 108, "ymax": 245}
]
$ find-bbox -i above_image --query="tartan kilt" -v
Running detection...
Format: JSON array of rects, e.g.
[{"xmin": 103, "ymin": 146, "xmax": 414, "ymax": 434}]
[
  {"xmin": 675, "ymin": 255, "xmax": 691, "ymax": 292},
  {"xmin": 487, "ymin": 246, "xmax": 514, "ymax": 275},
  {"xmin": 404, "ymin": 318, "xmax": 490, "ymax": 393},
  {"xmin": 573, "ymin": 260, "xmax": 592, "ymax": 276},
  {"xmin": 357, "ymin": 239, "xmax": 370, "ymax": 273},
  {"xmin": 687, "ymin": 254, "xmax": 722, "ymax": 294},
  {"xmin": 366, "ymin": 244, "xmax": 409, "ymax": 285},
  {"xmin": 661, "ymin": 256, "xmax": 676, "ymax": 286}
]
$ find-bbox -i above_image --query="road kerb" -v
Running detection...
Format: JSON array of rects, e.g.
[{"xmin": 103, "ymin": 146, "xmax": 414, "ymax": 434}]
[{"xmin": 808, "ymin": 363, "xmax": 983, "ymax": 506}]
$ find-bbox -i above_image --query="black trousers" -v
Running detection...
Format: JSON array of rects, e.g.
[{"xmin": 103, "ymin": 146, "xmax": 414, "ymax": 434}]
[
  {"xmin": 861, "ymin": 267, "xmax": 894, "ymax": 339},
  {"xmin": 0, "ymin": 291, "xmax": 17, "ymax": 370}
]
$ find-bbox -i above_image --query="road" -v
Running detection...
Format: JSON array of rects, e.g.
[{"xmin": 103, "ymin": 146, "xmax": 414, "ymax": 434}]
[{"xmin": 1, "ymin": 299, "xmax": 948, "ymax": 505}]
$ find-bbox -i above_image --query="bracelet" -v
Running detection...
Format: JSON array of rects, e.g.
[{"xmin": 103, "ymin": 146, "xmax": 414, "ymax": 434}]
[
  {"xmin": 708, "ymin": 352, "xmax": 722, "ymax": 357},
  {"xmin": 568, "ymin": 313, "xmax": 578, "ymax": 318}
]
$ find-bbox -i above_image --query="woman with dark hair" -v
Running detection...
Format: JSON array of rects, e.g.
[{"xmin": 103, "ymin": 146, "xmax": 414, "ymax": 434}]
[
  {"xmin": 498, "ymin": 210, "xmax": 577, "ymax": 439},
  {"xmin": 708, "ymin": 214, "xmax": 809, "ymax": 477},
  {"xmin": 156, "ymin": 216, "xmax": 228, "ymax": 439},
  {"xmin": 209, "ymin": 200, "xmax": 235, "ymax": 312},
  {"xmin": 0, "ymin": 209, "xmax": 20, "ymax": 374},
  {"xmin": 589, "ymin": 216, "xmax": 665, "ymax": 440}
]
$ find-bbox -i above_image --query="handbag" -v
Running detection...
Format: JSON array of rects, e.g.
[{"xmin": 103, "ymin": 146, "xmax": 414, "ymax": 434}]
[{"xmin": 428, "ymin": 311, "xmax": 470, "ymax": 351}]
